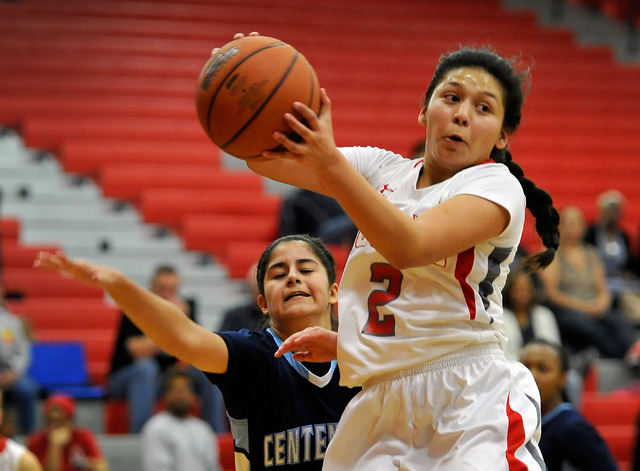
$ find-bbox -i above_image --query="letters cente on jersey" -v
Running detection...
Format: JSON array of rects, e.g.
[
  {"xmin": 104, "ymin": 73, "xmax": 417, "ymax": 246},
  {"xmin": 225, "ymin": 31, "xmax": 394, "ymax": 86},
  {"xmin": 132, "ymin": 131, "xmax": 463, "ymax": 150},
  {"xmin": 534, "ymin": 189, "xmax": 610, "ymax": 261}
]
[{"xmin": 263, "ymin": 422, "xmax": 338, "ymax": 467}]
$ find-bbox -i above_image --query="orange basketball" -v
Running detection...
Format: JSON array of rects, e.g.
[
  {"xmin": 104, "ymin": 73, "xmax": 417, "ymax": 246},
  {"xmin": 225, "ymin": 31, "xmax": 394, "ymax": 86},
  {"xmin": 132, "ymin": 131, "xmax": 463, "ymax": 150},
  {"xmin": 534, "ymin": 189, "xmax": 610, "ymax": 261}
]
[{"xmin": 195, "ymin": 35, "xmax": 321, "ymax": 159}]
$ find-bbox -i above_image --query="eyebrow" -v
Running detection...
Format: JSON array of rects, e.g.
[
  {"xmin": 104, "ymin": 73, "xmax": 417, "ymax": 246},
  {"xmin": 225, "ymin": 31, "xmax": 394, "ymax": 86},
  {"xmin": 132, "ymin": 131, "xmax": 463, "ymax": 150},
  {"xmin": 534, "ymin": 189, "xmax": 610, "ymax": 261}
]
[
  {"xmin": 266, "ymin": 258, "xmax": 319, "ymax": 272},
  {"xmin": 443, "ymin": 81, "xmax": 500, "ymax": 102}
]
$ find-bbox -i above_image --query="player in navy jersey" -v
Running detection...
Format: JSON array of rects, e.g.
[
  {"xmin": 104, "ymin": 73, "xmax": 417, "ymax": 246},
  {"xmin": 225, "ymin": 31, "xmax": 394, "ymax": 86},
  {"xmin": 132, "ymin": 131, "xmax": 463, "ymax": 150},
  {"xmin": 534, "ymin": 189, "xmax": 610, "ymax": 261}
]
[
  {"xmin": 231, "ymin": 33, "xmax": 561, "ymax": 470},
  {"xmin": 34, "ymin": 234, "xmax": 358, "ymax": 471}
]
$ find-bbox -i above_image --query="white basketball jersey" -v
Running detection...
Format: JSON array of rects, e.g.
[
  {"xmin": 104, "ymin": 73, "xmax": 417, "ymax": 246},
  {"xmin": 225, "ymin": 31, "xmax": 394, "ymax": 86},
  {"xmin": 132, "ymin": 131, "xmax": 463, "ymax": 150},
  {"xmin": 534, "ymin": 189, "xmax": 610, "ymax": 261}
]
[
  {"xmin": 336, "ymin": 146, "xmax": 526, "ymax": 387},
  {"xmin": 0, "ymin": 438, "xmax": 26, "ymax": 471}
]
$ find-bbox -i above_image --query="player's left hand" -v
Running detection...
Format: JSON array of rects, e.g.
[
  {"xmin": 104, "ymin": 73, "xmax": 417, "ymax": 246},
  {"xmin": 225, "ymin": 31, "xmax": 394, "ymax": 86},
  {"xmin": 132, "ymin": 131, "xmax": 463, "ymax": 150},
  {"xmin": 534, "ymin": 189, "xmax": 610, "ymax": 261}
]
[
  {"xmin": 274, "ymin": 326, "xmax": 338, "ymax": 362},
  {"xmin": 34, "ymin": 251, "xmax": 119, "ymax": 289}
]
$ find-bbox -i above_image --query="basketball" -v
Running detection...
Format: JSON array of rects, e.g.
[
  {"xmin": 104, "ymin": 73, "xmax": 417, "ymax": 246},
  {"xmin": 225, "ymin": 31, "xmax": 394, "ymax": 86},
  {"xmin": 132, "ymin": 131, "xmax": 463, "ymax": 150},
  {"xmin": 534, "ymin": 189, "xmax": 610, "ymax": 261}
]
[{"xmin": 195, "ymin": 35, "xmax": 321, "ymax": 159}]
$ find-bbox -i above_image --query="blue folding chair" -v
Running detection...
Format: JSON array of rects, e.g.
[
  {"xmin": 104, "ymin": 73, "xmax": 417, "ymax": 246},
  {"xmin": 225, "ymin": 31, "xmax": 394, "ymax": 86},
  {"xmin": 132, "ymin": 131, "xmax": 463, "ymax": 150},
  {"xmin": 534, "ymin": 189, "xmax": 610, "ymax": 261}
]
[{"xmin": 28, "ymin": 341, "xmax": 104, "ymax": 399}]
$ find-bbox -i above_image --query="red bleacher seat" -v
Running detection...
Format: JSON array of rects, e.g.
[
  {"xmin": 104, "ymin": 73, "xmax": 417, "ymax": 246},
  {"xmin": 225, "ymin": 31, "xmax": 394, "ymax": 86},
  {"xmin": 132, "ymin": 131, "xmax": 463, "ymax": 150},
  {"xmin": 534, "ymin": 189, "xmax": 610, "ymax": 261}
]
[
  {"xmin": 222, "ymin": 241, "xmax": 270, "ymax": 279},
  {"xmin": 2, "ymin": 267, "xmax": 104, "ymax": 298},
  {"xmin": 581, "ymin": 391, "xmax": 640, "ymax": 466},
  {"xmin": 60, "ymin": 139, "xmax": 220, "ymax": 176},
  {"xmin": 141, "ymin": 188, "xmax": 282, "ymax": 229},
  {"xmin": 182, "ymin": 215, "xmax": 279, "ymax": 259},
  {"xmin": 0, "ymin": 218, "xmax": 20, "ymax": 241},
  {"xmin": 5, "ymin": 298, "xmax": 118, "ymax": 330},
  {"xmin": 99, "ymin": 164, "xmax": 263, "ymax": 201},
  {"xmin": 1, "ymin": 242, "xmax": 59, "ymax": 268},
  {"xmin": 22, "ymin": 115, "xmax": 206, "ymax": 150}
]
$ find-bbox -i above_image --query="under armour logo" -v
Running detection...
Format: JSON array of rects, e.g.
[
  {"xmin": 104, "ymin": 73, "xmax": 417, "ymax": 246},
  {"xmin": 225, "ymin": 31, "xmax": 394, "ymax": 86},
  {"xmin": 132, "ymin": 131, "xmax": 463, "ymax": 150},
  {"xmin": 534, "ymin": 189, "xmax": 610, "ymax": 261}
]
[{"xmin": 380, "ymin": 184, "xmax": 394, "ymax": 195}]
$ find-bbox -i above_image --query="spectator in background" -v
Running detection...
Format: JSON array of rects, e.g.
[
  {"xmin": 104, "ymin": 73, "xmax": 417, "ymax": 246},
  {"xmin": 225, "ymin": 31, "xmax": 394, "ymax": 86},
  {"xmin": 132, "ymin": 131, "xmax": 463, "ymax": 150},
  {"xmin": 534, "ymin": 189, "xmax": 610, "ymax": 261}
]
[
  {"xmin": 278, "ymin": 189, "xmax": 357, "ymax": 248},
  {"xmin": 219, "ymin": 263, "xmax": 263, "ymax": 332},
  {"xmin": 503, "ymin": 268, "xmax": 583, "ymax": 407},
  {"xmin": 584, "ymin": 189, "xmax": 640, "ymax": 323},
  {"xmin": 27, "ymin": 394, "xmax": 108, "ymax": 471},
  {"xmin": 141, "ymin": 365, "xmax": 220, "ymax": 471},
  {"xmin": 520, "ymin": 340, "xmax": 618, "ymax": 471},
  {"xmin": 0, "ymin": 390, "xmax": 42, "ymax": 471},
  {"xmin": 0, "ymin": 282, "xmax": 38, "ymax": 435},
  {"xmin": 539, "ymin": 206, "xmax": 640, "ymax": 364},
  {"xmin": 503, "ymin": 267, "xmax": 561, "ymax": 362},
  {"xmin": 107, "ymin": 265, "xmax": 225, "ymax": 433}
]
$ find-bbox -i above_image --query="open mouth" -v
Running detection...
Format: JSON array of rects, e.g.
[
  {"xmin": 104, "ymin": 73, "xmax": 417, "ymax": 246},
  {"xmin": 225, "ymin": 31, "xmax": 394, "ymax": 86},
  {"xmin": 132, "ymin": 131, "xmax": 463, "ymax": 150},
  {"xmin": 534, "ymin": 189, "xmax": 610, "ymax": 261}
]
[
  {"xmin": 448, "ymin": 135, "xmax": 463, "ymax": 142},
  {"xmin": 285, "ymin": 292, "xmax": 310, "ymax": 301}
]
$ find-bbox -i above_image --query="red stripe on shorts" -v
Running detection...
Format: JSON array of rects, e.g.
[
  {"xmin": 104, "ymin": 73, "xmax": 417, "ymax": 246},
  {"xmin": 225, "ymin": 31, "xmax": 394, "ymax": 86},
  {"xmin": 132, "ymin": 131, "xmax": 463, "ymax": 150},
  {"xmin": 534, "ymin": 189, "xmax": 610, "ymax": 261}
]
[
  {"xmin": 505, "ymin": 393, "xmax": 528, "ymax": 470},
  {"xmin": 454, "ymin": 247, "xmax": 477, "ymax": 319}
]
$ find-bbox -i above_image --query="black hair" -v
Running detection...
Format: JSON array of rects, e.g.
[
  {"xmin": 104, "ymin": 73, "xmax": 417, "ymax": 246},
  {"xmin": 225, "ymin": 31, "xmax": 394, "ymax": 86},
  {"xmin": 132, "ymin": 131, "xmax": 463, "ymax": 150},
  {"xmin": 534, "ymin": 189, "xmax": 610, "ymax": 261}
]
[
  {"xmin": 153, "ymin": 264, "xmax": 178, "ymax": 277},
  {"xmin": 255, "ymin": 234, "xmax": 338, "ymax": 329},
  {"xmin": 525, "ymin": 339, "xmax": 570, "ymax": 373},
  {"xmin": 502, "ymin": 266, "xmax": 541, "ymax": 311},
  {"xmin": 256, "ymin": 234, "xmax": 337, "ymax": 296},
  {"xmin": 161, "ymin": 364, "xmax": 194, "ymax": 396},
  {"xmin": 423, "ymin": 46, "xmax": 559, "ymax": 270}
]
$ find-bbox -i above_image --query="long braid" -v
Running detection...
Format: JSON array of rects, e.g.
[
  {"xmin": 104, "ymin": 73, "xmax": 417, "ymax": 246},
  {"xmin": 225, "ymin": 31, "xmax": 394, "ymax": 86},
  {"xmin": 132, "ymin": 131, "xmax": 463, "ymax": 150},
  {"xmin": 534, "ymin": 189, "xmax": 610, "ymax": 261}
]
[{"xmin": 495, "ymin": 149, "xmax": 559, "ymax": 270}]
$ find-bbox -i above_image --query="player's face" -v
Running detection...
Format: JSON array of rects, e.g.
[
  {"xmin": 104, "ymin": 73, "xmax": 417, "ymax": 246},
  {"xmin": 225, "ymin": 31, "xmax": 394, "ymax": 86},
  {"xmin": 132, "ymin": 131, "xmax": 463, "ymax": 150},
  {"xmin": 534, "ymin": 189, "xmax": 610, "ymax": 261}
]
[
  {"xmin": 258, "ymin": 241, "xmax": 337, "ymax": 334},
  {"xmin": 419, "ymin": 67, "xmax": 508, "ymax": 180},
  {"xmin": 520, "ymin": 344, "xmax": 566, "ymax": 409}
]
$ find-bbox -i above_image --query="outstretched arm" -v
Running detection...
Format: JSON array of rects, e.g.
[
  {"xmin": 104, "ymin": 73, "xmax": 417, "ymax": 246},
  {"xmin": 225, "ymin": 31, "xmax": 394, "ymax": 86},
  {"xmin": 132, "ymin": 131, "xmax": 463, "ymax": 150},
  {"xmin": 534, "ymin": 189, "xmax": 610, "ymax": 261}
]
[
  {"xmin": 34, "ymin": 252, "xmax": 229, "ymax": 374},
  {"xmin": 274, "ymin": 326, "xmax": 338, "ymax": 362}
]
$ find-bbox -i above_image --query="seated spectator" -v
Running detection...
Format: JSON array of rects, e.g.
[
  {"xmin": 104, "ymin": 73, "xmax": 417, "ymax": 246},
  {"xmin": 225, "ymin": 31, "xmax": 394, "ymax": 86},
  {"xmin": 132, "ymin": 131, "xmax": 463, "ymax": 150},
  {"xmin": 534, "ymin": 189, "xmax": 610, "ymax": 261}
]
[
  {"xmin": 503, "ymin": 268, "xmax": 583, "ymax": 407},
  {"xmin": 0, "ymin": 282, "xmax": 38, "ymax": 435},
  {"xmin": 107, "ymin": 265, "xmax": 226, "ymax": 433},
  {"xmin": 520, "ymin": 340, "xmax": 618, "ymax": 471},
  {"xmin": 0, "ymin": 390, "xmax": 42, "ymax": 471},
  {"xmin": 219, "ymin": 263, "xmax": 263, "ymax": 332},
  {"xmin": 278, "ymin": 189, "xmax": 357, "ymax": 247},
  {"xmin": 27, "ymin": 394, "xmax": 108, "ymax": 471},
  {"xmin": 141, "ymin": 365, "xmax": 220, "ymax": 471},
  {"xmin": 584, "ymin": 189, "xmax": 640, "ymax": 322},
  {"xmin": 503, "ymin": 268, "xmax": 561, "ymax": 362},
  {"xmin": 539, "ymin": 206, "xmax": 640, "ymax": 364}
]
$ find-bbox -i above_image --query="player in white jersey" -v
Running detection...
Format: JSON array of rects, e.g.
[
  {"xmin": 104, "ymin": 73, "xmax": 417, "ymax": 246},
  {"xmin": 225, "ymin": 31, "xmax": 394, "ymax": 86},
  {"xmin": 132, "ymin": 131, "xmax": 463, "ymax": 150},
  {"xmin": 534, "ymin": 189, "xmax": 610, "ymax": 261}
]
[
  {"xmin": 240, "ymin": 36, "xmax": 560, "ymax": 470},
  {"xmin": 0, "ymin": 391, "xmax": 42, "ymax": 471}
]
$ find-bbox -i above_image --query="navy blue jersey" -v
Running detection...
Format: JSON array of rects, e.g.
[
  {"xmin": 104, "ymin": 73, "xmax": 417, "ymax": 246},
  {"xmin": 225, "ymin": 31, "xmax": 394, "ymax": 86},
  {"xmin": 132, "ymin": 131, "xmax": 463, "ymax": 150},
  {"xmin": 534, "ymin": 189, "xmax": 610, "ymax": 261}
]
[
  {"xmin": 540, "ymin": 403, "xmax": 618, "ymax": 471},
  {"xmin": 205, "ymin": 328, "xmax": 358, "ymax": 470}
]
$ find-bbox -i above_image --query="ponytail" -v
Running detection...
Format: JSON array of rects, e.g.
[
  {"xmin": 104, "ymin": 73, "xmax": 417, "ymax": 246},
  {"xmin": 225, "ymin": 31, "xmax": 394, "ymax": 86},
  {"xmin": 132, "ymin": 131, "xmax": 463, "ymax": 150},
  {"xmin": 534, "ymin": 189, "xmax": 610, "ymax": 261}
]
[{"xmin": 494, "ymin": 149, "xmax": 559, "ymax": 270}]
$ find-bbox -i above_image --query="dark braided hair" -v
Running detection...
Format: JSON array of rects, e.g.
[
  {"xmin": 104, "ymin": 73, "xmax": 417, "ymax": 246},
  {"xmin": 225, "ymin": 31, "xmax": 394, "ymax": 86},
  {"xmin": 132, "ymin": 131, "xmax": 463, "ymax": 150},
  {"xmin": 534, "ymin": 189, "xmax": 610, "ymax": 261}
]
[{"xmin": 423, "ymin": 46, "xmax": 559, "ymax": 270}]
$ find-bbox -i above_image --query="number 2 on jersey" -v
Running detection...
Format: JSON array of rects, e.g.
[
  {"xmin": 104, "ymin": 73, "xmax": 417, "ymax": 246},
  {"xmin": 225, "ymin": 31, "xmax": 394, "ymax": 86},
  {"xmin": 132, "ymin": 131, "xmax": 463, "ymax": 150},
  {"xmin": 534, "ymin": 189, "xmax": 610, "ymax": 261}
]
[{"xmin": 362, "ymin": 263, "xmax": 403, "ymax": 336}]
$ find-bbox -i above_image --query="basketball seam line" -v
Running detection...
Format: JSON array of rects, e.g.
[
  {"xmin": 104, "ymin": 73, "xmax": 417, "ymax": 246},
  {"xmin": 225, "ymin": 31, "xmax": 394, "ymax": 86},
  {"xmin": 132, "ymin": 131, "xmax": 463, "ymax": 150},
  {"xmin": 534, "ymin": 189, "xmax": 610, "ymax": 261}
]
[
  {"xmin": 205, "ymin": 42, "xmax": 286, "ymax": 141},
  {"xmin": 221, "ymin": 51, "xmax": 300, "ymax": 153}
]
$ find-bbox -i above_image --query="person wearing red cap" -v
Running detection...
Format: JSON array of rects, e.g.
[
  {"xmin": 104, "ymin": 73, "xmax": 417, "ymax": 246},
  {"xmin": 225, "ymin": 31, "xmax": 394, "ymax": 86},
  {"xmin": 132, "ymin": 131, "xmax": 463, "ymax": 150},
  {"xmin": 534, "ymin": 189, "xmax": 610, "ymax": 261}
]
[{"xmin": 26, "ymin": 394, "xmax": 108, "ymax": 471}]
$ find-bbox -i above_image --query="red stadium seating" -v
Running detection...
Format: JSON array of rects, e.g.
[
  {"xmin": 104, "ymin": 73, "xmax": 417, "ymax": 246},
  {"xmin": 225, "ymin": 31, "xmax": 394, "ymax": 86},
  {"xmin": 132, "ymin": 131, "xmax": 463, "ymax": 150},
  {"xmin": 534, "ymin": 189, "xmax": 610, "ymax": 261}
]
[
  {"xmin": 60, "ymin": 139, "xmax": 220, "ymax": 176},
  {"xmin": 140, "ymin": 188, "xmax": 282, "ymax": 229},
  {"xmin": 1, "ymin": 242, "xmax": 59, "ymax": 268},
  {"xmin": 581, "ymin": 391, "xmax": 640, "ymax": 468},
  {"xmin": 99, "ymin": 163, "xmax": 263, "ymax": 202},
  {"xmin": 2, "ymin": 268, "xmax": 104, "ymax": 299},
  {"xmin": 182, "ymin": 214, "xmax": 279, "ymax": 259},
  {"xmin": 0, "ymin": 218, "xmax": 20, "ymax": 241}
]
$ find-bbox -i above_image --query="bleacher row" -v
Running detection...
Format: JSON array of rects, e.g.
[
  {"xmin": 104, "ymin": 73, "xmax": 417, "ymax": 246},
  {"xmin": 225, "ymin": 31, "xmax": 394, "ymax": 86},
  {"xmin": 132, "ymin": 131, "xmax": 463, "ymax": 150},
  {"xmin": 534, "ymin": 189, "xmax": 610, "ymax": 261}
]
[{"xmin": 2, "ymin": 0, "xmax": 640, "ymax": 469}]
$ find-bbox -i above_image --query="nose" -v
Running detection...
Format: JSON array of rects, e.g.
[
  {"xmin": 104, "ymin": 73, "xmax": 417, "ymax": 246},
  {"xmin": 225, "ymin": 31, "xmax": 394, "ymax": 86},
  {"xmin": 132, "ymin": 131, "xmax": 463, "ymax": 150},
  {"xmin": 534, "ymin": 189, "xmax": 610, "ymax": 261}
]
[
  {"xmin": 453, "ymin": 102, "xmax": 470, "ymax": 126},
  {"xmin": 286, "ymin": 270, "xmax": 301, "ymax": 285}
]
